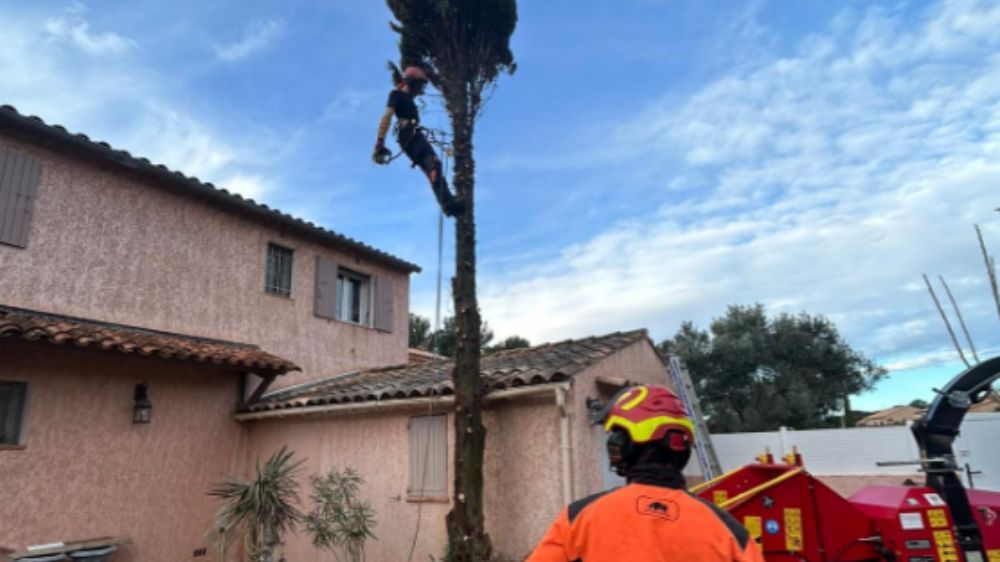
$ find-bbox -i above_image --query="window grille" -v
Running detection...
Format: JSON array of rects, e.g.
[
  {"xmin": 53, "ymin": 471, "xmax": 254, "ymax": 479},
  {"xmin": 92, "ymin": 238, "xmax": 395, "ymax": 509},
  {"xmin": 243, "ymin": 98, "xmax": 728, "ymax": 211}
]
[{"xmin": 265, "ymin": 243, "xmax": 294, "ymax": 297}]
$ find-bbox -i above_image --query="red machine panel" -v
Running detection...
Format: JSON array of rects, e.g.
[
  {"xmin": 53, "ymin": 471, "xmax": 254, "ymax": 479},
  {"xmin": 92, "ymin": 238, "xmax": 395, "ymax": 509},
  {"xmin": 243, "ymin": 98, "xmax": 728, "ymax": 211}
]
[
  {"xmin": 851, "ymin": 485, "xmax": 967, "ymax": 562},
  {"xmin": 968, "ymin": 489, "xmax": 1000, "ymax": 561},
  {"xmin": 695, "ymin": 455, "xmax": 999, "ymax": 562},
  {"xmin": 695, "ymin": 463, "xmax": 879, "ymax": 561}
]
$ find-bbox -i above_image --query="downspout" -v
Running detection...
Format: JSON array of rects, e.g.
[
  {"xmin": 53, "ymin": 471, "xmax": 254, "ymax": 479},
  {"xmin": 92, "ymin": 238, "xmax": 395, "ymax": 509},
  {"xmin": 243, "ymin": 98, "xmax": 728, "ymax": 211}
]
[{"xmin": 555, "ymin": 385, "xmax": 573, "ymax": 505}]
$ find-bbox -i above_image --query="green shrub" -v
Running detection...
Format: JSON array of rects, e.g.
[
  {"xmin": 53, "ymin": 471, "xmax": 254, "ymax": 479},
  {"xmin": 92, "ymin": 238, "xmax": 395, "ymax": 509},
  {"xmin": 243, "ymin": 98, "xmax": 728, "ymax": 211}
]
[{"xmin": 305, "ymin": 467, "xmax": 377, "ymax": 562}]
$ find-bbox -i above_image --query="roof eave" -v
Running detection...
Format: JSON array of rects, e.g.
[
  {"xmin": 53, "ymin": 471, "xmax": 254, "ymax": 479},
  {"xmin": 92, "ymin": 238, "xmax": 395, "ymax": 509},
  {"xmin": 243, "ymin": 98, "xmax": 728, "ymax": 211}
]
[{"xmin": 0, "ymin": 106, "xmax": 421, "ymax": 274}]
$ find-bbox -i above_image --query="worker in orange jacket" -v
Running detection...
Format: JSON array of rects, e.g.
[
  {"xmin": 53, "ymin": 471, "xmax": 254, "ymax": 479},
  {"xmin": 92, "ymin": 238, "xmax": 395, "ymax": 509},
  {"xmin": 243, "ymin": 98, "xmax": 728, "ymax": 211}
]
[{"xmin": 527, "ymin": 384, "xmax": 765, "ymax": 562}]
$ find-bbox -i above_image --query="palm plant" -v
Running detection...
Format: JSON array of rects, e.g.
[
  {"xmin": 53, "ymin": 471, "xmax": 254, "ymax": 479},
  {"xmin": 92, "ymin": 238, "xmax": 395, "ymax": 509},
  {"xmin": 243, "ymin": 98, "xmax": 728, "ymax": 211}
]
[{"xmin": 209, "ymin": 446, "xmax": 304, "ymax": 561}]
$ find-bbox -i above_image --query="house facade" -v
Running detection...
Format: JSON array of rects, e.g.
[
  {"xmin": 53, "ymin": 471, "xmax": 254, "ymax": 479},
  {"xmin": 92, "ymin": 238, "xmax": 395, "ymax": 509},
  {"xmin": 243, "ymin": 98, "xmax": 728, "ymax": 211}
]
[
  {"xmin": 0, "ymin": 307, "xmax": 295, "ymax": 560},
  {"xmin": 0, "ymin": 105, "xmax": 418, "ymax": 560},
  {"xmin": 0, "ymin": 104, "xmax": 417, "ymax": 389}
]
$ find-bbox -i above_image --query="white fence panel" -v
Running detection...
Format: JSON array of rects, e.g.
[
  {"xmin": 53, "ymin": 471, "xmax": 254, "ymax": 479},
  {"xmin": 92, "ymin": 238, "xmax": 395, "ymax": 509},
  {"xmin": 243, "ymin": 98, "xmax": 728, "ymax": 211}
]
[
  {"xmin": 711, "ymin": 431, "xmax": 783, "ymax": 472},
  {"xmin": 710, "ymin": 414, "xmax": 999, "ymax": 489},
  {"xmin": 955, "ymin": 412, "xmax": 1000, "ymax": 490},
  {"xmin": 783, "ymin": 425, "xmax": 918, "ymax": 475}
]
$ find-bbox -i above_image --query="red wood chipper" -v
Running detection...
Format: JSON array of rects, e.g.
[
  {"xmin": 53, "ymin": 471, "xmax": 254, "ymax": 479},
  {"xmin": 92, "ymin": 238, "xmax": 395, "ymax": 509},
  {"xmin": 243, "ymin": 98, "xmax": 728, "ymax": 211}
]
[{"xmin": 691, "ymin": 357, "xmax": 1000, "ymax": 562}]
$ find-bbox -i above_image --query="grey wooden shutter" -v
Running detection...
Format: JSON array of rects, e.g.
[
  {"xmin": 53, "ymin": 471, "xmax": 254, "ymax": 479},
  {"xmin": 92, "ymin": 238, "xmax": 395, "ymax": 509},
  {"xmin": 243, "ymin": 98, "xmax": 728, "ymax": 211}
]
[
  {"xmin": 0, "ymin": 147, "xmax": 42, "ymax": 248},
  {"xmin": 374, "ymin": 275, "xmax": 395, "ymax": 332},
  {"xmin": 408, "ymin": 415, "xmax": 447, "ymax": 497},
  {"xmin": 314, "ymin": 256, "xmax": 338, "ymax": 319}
]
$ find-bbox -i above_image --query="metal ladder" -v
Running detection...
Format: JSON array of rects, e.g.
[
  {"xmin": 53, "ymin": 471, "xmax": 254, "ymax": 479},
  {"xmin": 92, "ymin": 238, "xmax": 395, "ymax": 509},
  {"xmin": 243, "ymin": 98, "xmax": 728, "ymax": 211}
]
[{"xmin": 667, "ymin": 356, "xmax": 723, "ymax": 479}]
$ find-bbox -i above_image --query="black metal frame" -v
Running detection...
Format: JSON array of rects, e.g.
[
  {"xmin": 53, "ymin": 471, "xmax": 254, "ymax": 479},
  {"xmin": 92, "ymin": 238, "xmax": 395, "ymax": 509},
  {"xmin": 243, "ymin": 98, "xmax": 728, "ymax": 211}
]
[{"xmin": 911, "ymin": 355, "xmax": 1000, "ymax": 559}]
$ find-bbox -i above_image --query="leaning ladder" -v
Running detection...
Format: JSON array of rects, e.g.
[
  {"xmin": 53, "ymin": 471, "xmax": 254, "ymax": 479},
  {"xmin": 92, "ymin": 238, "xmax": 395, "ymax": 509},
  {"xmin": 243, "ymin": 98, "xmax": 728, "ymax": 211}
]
[{"xmin": 667, "ymin": 356, "xmax": 723, "ymax": 479}]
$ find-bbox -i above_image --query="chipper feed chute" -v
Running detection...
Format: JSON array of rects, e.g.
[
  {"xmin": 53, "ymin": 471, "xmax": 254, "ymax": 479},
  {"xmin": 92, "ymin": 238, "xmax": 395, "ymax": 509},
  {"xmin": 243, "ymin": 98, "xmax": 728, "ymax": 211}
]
[{"xmin": 691, "ymin": 456, "xmax": 881, "ymax": 561}]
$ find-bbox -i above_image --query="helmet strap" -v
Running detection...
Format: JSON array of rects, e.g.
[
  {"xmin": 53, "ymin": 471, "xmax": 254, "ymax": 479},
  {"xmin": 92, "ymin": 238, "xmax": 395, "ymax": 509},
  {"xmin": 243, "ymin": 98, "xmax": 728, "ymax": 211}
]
[
  {"xmin": 607, "ymin": 429, "xmax": 638, "ymax": 477},
  {"xmin": 607, "ymin": 429, "xmax": 692, "ymax": 478}
]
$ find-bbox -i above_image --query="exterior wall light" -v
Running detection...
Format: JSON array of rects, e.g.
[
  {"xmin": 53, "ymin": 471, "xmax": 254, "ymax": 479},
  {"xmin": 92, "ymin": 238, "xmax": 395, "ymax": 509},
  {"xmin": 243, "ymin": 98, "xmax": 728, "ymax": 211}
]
[{"xmin": 133, "ymin": 383, "xmax": 152, "ymax": 424}]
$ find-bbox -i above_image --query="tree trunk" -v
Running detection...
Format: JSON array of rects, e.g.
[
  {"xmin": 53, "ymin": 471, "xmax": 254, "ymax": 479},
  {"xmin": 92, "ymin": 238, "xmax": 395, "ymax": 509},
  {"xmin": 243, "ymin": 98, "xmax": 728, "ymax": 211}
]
[{"xmin": 444, "ymin": 96, "xmax": 492, "ymax": 562}]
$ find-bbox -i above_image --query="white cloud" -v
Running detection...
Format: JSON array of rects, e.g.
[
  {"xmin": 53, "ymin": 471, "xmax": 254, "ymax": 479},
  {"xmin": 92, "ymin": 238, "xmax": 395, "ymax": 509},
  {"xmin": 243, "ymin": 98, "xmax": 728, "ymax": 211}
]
[
  {"xmin": 218, "ymin": 173, "xmax": 273, "ymax": 201},
  {"xmin": 44, "ymin": 16, "xmax": 136, "ymax": 56},
  {"xmin": 883, "ymin": 350, "xmax": 963, "ymax": 372},
  {"xmin": 0, "ymin": 4, "xmax": 284, "ymax": 201},
  {"xmin": 474, "ymin": 0, "xmax": 1000, "ymax": 373},
  {"xmin": 214, "ymin": 19, "xmax": 284, "ymax": 62}
]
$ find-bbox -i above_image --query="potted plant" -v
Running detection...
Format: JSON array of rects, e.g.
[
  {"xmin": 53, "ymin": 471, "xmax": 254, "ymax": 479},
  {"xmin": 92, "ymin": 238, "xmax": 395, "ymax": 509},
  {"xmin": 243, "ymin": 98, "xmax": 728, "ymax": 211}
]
[{"xmin": 209, "ymin": 446, "xmax": 303, "ymax": 561}]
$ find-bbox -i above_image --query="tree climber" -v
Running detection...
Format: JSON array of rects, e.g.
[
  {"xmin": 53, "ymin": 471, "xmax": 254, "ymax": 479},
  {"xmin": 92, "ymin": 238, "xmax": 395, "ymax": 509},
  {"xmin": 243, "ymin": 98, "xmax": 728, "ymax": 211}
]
[{"xmin": 373, "ymin": 66, "xmax": 463, "ymax": 217}]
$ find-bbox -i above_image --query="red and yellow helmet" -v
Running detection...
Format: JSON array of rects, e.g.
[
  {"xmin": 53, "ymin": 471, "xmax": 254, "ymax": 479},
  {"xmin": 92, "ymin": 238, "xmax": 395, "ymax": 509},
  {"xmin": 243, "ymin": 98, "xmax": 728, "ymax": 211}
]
[
  {"xmin": 603, "ymin": 385, "xmax": 695, "ymax": 448},
  {"xmin": 403, "ymin": 66, "xmax": 429, "ymax": 82}
]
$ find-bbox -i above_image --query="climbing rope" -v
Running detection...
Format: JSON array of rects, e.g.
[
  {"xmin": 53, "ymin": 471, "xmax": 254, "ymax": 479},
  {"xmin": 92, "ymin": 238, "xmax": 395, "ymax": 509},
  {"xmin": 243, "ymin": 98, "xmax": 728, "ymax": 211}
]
[{"xmin": 406, "ymin": 134, "xmax": 451, "ymax": 562}]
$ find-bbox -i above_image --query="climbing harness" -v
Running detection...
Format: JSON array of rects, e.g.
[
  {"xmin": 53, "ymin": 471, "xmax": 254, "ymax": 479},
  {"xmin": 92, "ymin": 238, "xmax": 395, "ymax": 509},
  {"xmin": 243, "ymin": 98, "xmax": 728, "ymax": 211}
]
[{"xmin": 373, "ymin": 124, "xmax": 452, "ymax": 167}]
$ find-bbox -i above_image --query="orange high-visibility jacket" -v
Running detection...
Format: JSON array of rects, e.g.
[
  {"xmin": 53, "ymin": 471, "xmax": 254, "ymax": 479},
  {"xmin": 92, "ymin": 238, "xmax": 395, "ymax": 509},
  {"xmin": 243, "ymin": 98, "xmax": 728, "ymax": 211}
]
[{"xmin": 527, "ymin": 483, "xmax": 765, "ymax": 562}]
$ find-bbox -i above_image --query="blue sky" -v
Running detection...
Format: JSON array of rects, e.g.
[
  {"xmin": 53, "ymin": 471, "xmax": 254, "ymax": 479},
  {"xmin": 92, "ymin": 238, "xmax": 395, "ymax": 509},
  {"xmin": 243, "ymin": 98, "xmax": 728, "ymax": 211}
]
[{"xmin": 3, "ymin": 0, "xmax": 999, "ymax": 410}]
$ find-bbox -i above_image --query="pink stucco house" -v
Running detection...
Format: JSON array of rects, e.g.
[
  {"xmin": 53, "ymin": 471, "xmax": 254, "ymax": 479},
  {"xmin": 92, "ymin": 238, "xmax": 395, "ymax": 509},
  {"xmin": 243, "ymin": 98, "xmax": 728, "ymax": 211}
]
[{"xmin": 0, "ymin": 105, "xmax": 690, "ymax": 561}]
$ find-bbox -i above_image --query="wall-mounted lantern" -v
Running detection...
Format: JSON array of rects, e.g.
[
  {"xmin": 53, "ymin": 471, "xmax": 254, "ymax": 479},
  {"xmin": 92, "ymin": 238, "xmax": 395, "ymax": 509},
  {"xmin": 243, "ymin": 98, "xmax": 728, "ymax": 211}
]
[{"xmin": 133, "ymin": 383, "xmax": 152, "ymax": 424}]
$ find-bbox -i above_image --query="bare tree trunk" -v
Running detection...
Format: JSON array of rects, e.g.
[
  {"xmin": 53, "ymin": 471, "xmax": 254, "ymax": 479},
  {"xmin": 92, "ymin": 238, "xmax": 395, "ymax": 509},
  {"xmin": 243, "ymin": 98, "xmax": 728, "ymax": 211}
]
[
  {"xmin": 444, "ymin": 96, "xmax": 492, "ymax": 562},
  {"xmin": 939, "ymin": 275, "xmax": 980, "ymax": 364},
  {"xmin": 923, "ymin": 274, "xmax": 971, "ymax": 368},
  {"xmin": 975, "ymin": 224, "xmax": 1000, "ymax": 323}
]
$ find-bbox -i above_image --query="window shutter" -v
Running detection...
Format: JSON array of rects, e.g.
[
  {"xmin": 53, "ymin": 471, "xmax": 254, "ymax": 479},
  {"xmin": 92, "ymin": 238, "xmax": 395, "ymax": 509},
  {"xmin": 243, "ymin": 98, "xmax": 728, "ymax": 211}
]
[
  {"xmin": 0, "ymin": 147, "xmax": 42, "ymax": 248},
  {"xmin": 408, "ymin": 415, "xmax": 447, "ymax": 497},
  {"xmin": 314, "ymin": 256, "xmax": 338, "ymax": 319},
  {"xmin": 374, "ymin": 275, "xmax": 395, "ymax": 332}
]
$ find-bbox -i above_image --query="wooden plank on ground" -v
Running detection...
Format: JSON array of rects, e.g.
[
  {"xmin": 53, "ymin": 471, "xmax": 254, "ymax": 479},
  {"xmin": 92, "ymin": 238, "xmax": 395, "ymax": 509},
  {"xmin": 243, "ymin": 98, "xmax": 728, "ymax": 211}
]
[{"xmin": 6, "ymin": 536, "xmax": 131, "ymax": 559}]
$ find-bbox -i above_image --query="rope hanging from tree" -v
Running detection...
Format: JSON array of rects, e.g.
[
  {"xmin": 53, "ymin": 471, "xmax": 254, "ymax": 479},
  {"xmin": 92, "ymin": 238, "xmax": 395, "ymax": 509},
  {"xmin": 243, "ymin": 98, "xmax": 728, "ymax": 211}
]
[{"xmin": 407, "ymin": 137, "xmax": 451, "ymax": 562}]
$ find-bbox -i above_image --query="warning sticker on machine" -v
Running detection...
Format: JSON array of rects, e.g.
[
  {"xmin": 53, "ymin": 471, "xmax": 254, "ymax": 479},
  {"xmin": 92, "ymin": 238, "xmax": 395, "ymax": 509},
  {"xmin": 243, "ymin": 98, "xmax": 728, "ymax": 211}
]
[
  {"xmin": 927, "ymin": 508, "xmax": 948, "ymax": 528},
  {"xmin": 784, "ymin": 508, "xmax": 803, "ymax": 552},
  {"xmin": 744, "ymin": 516, "xmax": 762, "ymax": 542},
  {"xmin": 932, "ymin": 529, "xmax": 959, "ymax": 562},
  {"xmin": 924, "ymin": 493, "xmax": 946, "ymax": 506},
  {"xmin": 713, "ymin": 490, "xmax": 728, "ymax": 506},
  {"xmin": 987, "ymin": 550, "xmax": 1000, "ymax": 562},
  {"xmin": 900, "ymin": 512, "xmax": 925, "ymax": 530}
]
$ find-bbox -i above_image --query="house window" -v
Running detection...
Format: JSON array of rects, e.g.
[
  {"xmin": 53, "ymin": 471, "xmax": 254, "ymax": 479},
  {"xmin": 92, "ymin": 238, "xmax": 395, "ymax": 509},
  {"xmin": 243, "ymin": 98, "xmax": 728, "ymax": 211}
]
[
  {"xmin": 408, "ymin": 415, "xmax": 447, "ymax": 499},
  {"xmin": 265, "ymin": 243, "xmax": 294, "ymax": 297},
  {"xmin": 0, "ymin": 381, "xmax": 27, "ymax": 446},
  {"xmin": 336, "ymin": 268, "xmax": 371, "ymax": 325}
]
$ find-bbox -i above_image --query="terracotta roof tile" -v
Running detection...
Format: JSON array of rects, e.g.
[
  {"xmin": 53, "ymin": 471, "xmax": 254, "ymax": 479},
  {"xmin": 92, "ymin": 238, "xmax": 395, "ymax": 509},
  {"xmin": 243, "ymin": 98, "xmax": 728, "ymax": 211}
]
[
  {"xmin": 0, "ymin": 305, "xmax": 299, "ymax": 375},
  {"xmin": 246, "ymin": 329, "xmax": 649, "ymax": 412},
  {"xmin": 408, "ymin": 348, "xmax": 446, "ymax": 364},
  {"xmin": 0, "ymin": 104, "xmax": 419, "ymax": 273}
]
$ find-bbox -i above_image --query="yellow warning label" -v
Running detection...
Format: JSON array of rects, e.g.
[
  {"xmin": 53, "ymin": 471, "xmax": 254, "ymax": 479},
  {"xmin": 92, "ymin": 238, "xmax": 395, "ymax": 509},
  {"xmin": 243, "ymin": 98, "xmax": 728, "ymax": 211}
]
[
  {"xmin": 927, "ymin": 508, "xmax": 948, "ymax": 528},
  {"xmin": 713, "ymin": 490, "xmax": 728, "ymax": 506},
  {"xmin": 784, "ymin": 508, "xmax": 803, "ymax": 552},
  {"xmin": 744, "ymin": 516, "xmax": 762, "ymax": 542},
  {"xmin": 987, "ymin": 549, "xmax": 1000, "ymax": 562},
  {"xmin": 932, "ymin": 530, "xmax": 959, "ymax": 562}
]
